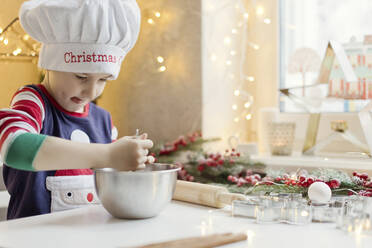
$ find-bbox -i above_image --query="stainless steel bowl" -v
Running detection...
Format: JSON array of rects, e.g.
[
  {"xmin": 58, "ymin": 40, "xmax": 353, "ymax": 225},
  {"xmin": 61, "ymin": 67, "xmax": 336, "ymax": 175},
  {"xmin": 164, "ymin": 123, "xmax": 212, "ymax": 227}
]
[{"xmin": 94, "ymin": 163, "xmax": 180, "ymax": 219}]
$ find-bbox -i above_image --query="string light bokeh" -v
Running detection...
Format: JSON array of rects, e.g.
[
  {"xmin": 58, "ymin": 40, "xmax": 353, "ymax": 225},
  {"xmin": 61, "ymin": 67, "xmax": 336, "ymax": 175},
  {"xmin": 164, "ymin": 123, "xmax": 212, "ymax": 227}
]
[{"xmin": 140, "ymin": 0, "xmax": 271, "ymax": 136}]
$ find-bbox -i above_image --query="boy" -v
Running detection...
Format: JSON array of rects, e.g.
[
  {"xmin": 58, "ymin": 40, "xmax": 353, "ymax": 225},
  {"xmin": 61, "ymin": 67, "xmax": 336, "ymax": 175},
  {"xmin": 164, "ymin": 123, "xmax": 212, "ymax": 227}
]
[{"xmin": 0, "ymin": 0, "xmax": 153, "ymax": 219}]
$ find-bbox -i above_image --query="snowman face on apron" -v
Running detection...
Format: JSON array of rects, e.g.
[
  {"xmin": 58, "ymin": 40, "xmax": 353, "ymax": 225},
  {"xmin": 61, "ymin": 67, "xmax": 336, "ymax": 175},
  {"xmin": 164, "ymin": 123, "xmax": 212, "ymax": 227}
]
[
  {"xmin": 46, "ymin": 129, "xmax": 100, "ymax": 212},
  {"xmin": 46, "ymin": 175, "xmax": 100, "ymax": 212}
]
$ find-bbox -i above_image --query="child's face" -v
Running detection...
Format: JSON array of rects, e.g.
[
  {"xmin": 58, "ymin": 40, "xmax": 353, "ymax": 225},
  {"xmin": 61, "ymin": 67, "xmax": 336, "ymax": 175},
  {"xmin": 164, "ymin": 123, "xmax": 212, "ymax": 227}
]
[{"xmin": 44, "ymin": 71, "xmax": 111, "ymax": 113}]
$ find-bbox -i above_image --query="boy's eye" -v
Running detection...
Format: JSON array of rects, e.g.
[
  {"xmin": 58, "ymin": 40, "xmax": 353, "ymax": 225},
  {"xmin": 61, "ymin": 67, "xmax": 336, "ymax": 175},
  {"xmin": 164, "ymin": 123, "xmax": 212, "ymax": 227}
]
[{"xmin": 75, "ymin": 75, "xmax": 87, "ymax": 80}]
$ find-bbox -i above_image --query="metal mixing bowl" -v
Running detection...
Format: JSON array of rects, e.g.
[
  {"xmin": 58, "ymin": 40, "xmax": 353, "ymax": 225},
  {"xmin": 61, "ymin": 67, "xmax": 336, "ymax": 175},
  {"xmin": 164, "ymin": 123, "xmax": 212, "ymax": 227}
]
[{"xmin": 94, "ymin": 163, "xmax": 180, "ymax": 219}]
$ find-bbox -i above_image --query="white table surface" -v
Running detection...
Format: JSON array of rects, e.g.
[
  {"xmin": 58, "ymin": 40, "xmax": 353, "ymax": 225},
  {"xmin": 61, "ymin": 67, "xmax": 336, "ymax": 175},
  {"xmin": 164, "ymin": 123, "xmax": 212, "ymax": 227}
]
[{"xmin": 0, "ymin": 201, "xmax": 371, "ymax": 248}]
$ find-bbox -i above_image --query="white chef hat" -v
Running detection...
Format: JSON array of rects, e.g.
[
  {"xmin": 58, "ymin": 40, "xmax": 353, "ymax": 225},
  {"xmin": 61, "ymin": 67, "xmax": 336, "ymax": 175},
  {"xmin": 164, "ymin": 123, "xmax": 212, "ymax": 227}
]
[{"xmin": 19, "ymin": 0, "xmax": 141, "ymax": 80}]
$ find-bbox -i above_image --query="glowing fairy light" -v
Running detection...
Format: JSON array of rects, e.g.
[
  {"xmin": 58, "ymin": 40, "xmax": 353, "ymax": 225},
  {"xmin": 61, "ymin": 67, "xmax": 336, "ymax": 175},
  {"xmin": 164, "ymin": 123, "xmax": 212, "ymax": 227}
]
[
  {"xmin": 244, "ymin": 102, "xmax": 252, "ymax": 108},
  {"xmin": 246, "ymin": 76, "xmax": 255, "ymax": 82},
  {"xmin": 256, "ymin": 6, "xmax": 264, "ymax": 16},
  {"xmin": 243, "ymin": 13, "xmax": 249, "ymax": 20},
  {"xmin": 245, "ymin": 114, "xmax": 252, "ymax": 120},
  {"xmin": 230, "ymin": 50, "xmax": 236, "ymax": 56},
  {"xmin": 0, "ymin": 28, "xmax": 2, "ymax": 34},
  {"xmin": 157, "ymin": 56, "xmax": 164, "ymax": 63},
  {"xmin": 231, "ymin": 28, "xmax": 238, "ymax": 34},
  {"xmin": 0, "ymin": 36, "xmax": 3, "ymax": 41},
  {"xmin": 263, "ymin": 18, "xmax": 271, "ymax": 24},
  {"xmin": 23, "ymin": 34, "xmax": 30, "ymax": 40},
  {"xmin": 232, "ymin": 104, "xmax": 238, "ymax": 110},
  {"xmin": 226, "ymin": 60, "xmax": 232, "ymax": 66},
  {"xmin": 12, "ymin": 48, "xmax": 21, "ymax": 56},
  {"xmin": 253, "ymin": 44, "xmax": 260, "ymax": 50},
  {"xmin": 210, "ymin": 54, "xmax": 217, "ymax": 61},
  {"xmin": 147, "ymin": 18, "xmax": 154, "ymax": 24},
  {"xmin": 234, "ymin": 90, "xmax": 240, "ymax": 96},
  {"xmin": 234, "ymin": 117, "xmax": 239, "ymax": 123},
  {"xmin": 4, "ymin": 39, "xmax": 8, "ymax": 45},
  {"xmin": 158, "ymin": 66, "xmax": 166, "ymax": 72},
  {"xmin": 155, "ymin": 12, "xmax": 161, "ymax": 18},
  {"xmin": 224, "ymin": 36, "xmax": 231, "ymax": 45}
]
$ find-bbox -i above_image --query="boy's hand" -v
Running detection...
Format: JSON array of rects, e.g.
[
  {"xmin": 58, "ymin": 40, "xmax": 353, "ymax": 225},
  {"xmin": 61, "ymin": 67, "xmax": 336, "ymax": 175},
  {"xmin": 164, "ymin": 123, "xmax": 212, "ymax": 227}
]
[{"xmin": 108, "ymin": 133, "xmax": 154, "ymax": 171}]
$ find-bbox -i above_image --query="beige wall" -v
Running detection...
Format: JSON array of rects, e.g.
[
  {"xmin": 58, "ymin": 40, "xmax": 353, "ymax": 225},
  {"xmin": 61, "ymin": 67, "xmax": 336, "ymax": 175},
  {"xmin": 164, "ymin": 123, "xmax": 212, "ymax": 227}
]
[
  {"xmin": 100, "ymin": 0, "xmax": 202, "ymax": 142},
  {"xmin": 0, "ymin": 0, "xmax": 202, "ymax": 143}
]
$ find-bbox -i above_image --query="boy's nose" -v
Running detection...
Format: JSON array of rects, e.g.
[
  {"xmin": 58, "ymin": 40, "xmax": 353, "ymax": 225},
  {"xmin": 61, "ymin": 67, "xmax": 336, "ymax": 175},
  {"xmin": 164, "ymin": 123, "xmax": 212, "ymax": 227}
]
[{"xmin": 82, "ymin": 83, "xmax": 98, "ymax": 100}]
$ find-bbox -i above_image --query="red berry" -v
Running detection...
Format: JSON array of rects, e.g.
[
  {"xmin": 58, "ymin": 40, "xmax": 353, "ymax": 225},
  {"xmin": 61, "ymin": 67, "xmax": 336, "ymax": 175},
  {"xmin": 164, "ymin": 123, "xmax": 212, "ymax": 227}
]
[
  {"xmin": 254, "ymin": 174, "xmax": 261, "ymax": 180},
  {"xmin": 225, "ymin": 149, "xmax": 229, "ymax": 153},
  {"xmin": 245, "ymin": 176, "xmax": 252, "ymax": 183},
  {"xmin": 307, "ymin": 178, "xmax": 314, "ymax": 185},
  {"xmin": 364, "ymin": 181, "xmax": 372, "ymax": 188},
  {"xmin": 275, "ymin": 177, "xmax": 282, "ymax": 182},
  {"xmin": 236, "ymin": 153, "xmax": 240, "ymax": 157},
  {"xmin": 360, "ymin": 173, "xmax": 369, "ymax": 180},
  {"xmin": 299, "ymin": 176, "xmax": 306, "ymax": 182},
  {"xmin": 330, "ymin": 179, "xmax": 341, "ymax": 188},
  {"xmin": 353, "ymin": 171, "xmax": 358, "ymax": 177},
  {"xmin": 231, "ymin": 176, "xmax": 238, "ymax": 183},
  {"xmin": 197, "ymin": 165, "xmax": 205, "ymax": 172},
  {"xmin": 300, "ymin": 181, "xmax": 309, "ymax": 187},
  {"xmin": 232, "ymin": 148, "xmax": 236, "ymax": 152}
]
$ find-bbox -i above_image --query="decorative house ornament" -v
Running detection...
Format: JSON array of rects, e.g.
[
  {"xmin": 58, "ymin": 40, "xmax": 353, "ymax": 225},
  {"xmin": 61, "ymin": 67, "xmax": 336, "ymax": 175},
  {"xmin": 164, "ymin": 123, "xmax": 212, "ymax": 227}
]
[
  {"xmin": 328, "ymin": 35, "xmax": 372, "ymax": 99},
  {"xmin": 300, "ymin": 41, "xmax": 359, "ymax": 155}
]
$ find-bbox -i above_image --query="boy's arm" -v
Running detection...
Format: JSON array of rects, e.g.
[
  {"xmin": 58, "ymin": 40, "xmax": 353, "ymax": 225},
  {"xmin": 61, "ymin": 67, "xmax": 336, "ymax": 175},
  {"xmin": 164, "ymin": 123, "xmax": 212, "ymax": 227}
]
[
  {"xmin": 34, "ymin": 134, "xmax": 153, "ymax": 171},
  {"xmin": 6, "ymin": 131, "xmax": 153, "ymax": 171}
]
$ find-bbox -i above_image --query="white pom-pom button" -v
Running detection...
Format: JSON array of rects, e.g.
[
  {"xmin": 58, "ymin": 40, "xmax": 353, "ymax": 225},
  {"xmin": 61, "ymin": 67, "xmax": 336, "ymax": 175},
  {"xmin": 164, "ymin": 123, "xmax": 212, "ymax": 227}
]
[{"xmin": 308, "ymin": 182, "xmax": 332, "ymax": 204}]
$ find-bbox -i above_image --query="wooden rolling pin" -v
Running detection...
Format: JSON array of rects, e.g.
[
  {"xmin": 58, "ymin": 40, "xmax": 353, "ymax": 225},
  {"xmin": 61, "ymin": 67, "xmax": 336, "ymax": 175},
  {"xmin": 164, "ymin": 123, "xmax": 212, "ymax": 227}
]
[
  {"xmin": 172, "ymin": 180, "xmax": 246, "ymax": 208},
  {"xmin": 138, "ymin": 232, "xmax": 248, "ymax": 248}
]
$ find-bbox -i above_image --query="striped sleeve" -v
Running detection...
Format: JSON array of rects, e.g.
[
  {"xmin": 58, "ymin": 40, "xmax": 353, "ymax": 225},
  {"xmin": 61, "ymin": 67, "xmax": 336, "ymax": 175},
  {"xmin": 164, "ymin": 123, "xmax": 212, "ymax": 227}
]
[{"xmin": 0, "ymin": 86, "xmax": 46, "ymax": 171}]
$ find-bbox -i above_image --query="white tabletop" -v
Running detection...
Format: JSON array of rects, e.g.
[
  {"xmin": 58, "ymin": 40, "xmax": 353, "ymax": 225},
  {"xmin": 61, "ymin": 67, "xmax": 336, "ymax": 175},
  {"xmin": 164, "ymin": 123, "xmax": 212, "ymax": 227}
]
[{"xmin": 0, "ymin": 201, "xmax": 371, "ymax": 248}]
